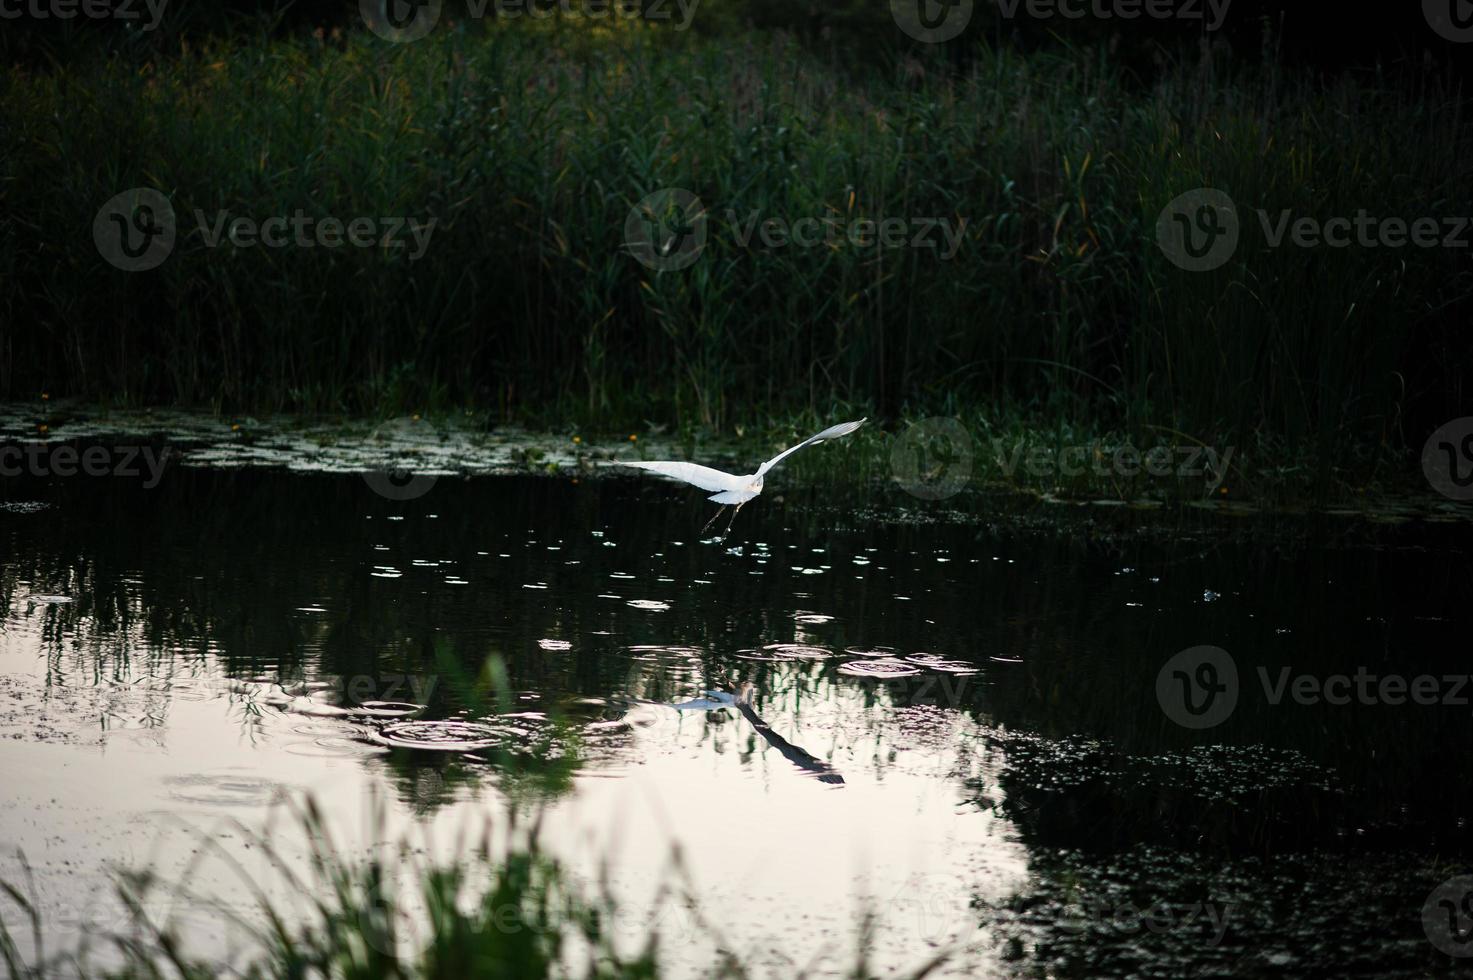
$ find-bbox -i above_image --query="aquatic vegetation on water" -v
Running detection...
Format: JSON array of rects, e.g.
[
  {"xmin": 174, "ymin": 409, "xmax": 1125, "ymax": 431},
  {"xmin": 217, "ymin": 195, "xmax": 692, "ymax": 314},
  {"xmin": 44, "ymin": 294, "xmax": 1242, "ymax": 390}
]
[
  {"xmin": 0, "ymin": 502, "xmax": 50, "ymax": 515},
  {"xmin": 985, "ymin": 733, "xmax": 1347, "ymax": 854},
  {"xmin": 989, "ymin": 845, "xmax": 1461, "ymax": 978},
  {"xmin": 903, "ymin": 655, "xmax": 980, "ymax": 675},
  {"xmin": 842, "ymin": 646, "xmax": 900, "ymax": 659},
  {"xmin": 761, "ymin": 643, "xmax": 835, "ymax": 660},
  {"xmin": 348, "ymin": 701, "xmax": 430, "ymax": 720},
  {"xmin": 837, "ymin": 659, "xmax": 924, "ymax": 679},
  {"xmin": 370, "ymin": 720, "xmax": 509, "ymax": 753}
]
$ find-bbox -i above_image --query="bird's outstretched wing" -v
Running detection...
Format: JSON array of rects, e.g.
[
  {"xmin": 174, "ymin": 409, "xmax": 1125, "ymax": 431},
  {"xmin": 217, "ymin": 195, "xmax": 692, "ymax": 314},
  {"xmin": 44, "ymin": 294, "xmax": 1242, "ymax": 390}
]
[
  {"xmin": 619, "ymin": 460, "xmax": 745, "ymax": 493},
  {"xmin": 755, "ymin": 418, "xmax": 867, "ymax": 477}
]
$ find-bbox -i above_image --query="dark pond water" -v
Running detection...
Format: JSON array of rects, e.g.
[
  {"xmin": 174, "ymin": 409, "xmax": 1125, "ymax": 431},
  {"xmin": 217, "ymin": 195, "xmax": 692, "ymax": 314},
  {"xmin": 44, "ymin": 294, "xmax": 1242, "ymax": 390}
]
[{"xmin": 2, "ymin": 459, "xmax": 1471, "ymax": 976}]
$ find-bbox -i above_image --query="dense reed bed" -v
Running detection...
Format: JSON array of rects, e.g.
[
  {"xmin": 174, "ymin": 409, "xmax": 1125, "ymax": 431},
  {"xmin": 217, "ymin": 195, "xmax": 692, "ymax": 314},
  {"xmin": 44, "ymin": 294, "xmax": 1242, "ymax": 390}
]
[{"xmin": 4, "ymin": 17, "xmax": 1469, "ymax": 450}]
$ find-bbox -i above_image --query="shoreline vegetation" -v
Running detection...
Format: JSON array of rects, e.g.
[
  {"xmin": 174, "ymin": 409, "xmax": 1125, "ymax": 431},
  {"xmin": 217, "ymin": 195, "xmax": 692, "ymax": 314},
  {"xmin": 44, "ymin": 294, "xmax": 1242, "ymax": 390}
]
[
  {"xmin": 4, "ymin": 16, "xmax": 1471, "ymax": 481},
  {"xmin": 0, "ymin": 400, "xmax": 1454, "ymax": 514}
]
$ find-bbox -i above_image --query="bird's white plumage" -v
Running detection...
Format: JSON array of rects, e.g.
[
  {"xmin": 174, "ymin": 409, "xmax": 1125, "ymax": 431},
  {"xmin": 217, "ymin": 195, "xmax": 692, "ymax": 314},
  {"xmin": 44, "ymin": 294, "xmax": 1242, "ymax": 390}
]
[
  {"xmin": 707, "ymin": 489, "xmax": 758, "ymax": 505},
  {"xmin": 755, "ymin": 418, "xmax": 868, "ymax": 477},
  {"xmin": 619, "ymin": 460, "xmax": 745, "ymax": 493},
  {"xmin": 620, "ymin": 419, "xmax": 866, "ymax": 526}
]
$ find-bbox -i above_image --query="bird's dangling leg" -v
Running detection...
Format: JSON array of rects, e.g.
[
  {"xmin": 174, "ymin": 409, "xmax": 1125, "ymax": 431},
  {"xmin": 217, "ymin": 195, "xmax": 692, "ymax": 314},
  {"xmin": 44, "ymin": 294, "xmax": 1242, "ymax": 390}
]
[
  {"xmin": 722, "ymin": 501, "xmax": 745, "ymax": 537},
  {"xmin": 701, "ymin": 506, "xmax": 727, "ymax": 535}
]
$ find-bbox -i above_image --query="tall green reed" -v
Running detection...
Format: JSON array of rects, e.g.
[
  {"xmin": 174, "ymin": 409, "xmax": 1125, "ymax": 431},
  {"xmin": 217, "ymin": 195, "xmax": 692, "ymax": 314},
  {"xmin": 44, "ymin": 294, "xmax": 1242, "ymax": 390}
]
[{"xmin": 2, "ymin": 22, "xmax": 1468, "ymax": 448}]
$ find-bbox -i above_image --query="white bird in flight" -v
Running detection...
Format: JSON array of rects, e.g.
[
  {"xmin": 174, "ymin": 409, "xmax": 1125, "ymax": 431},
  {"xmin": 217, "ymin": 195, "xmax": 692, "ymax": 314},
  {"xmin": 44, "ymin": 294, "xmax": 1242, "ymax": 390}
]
[{"xmin": 621, "ymin": 418, "xmax": 867, "ymax": 535}]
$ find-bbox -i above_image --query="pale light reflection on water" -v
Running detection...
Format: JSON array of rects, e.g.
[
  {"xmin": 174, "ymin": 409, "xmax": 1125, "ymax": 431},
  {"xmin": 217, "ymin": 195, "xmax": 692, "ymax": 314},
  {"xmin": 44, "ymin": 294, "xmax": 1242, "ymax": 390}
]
[{"xmin": 2, "ymin": 467, "xmax": 1471, "ymax": 975}]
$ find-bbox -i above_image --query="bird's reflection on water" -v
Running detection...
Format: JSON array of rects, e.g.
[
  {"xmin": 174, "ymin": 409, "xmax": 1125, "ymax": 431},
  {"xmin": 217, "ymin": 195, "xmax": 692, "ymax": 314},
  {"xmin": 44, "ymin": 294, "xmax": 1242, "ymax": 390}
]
[{"xmin": 652, "ymin": 682, "xmax": 844, "ymax": 785}]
